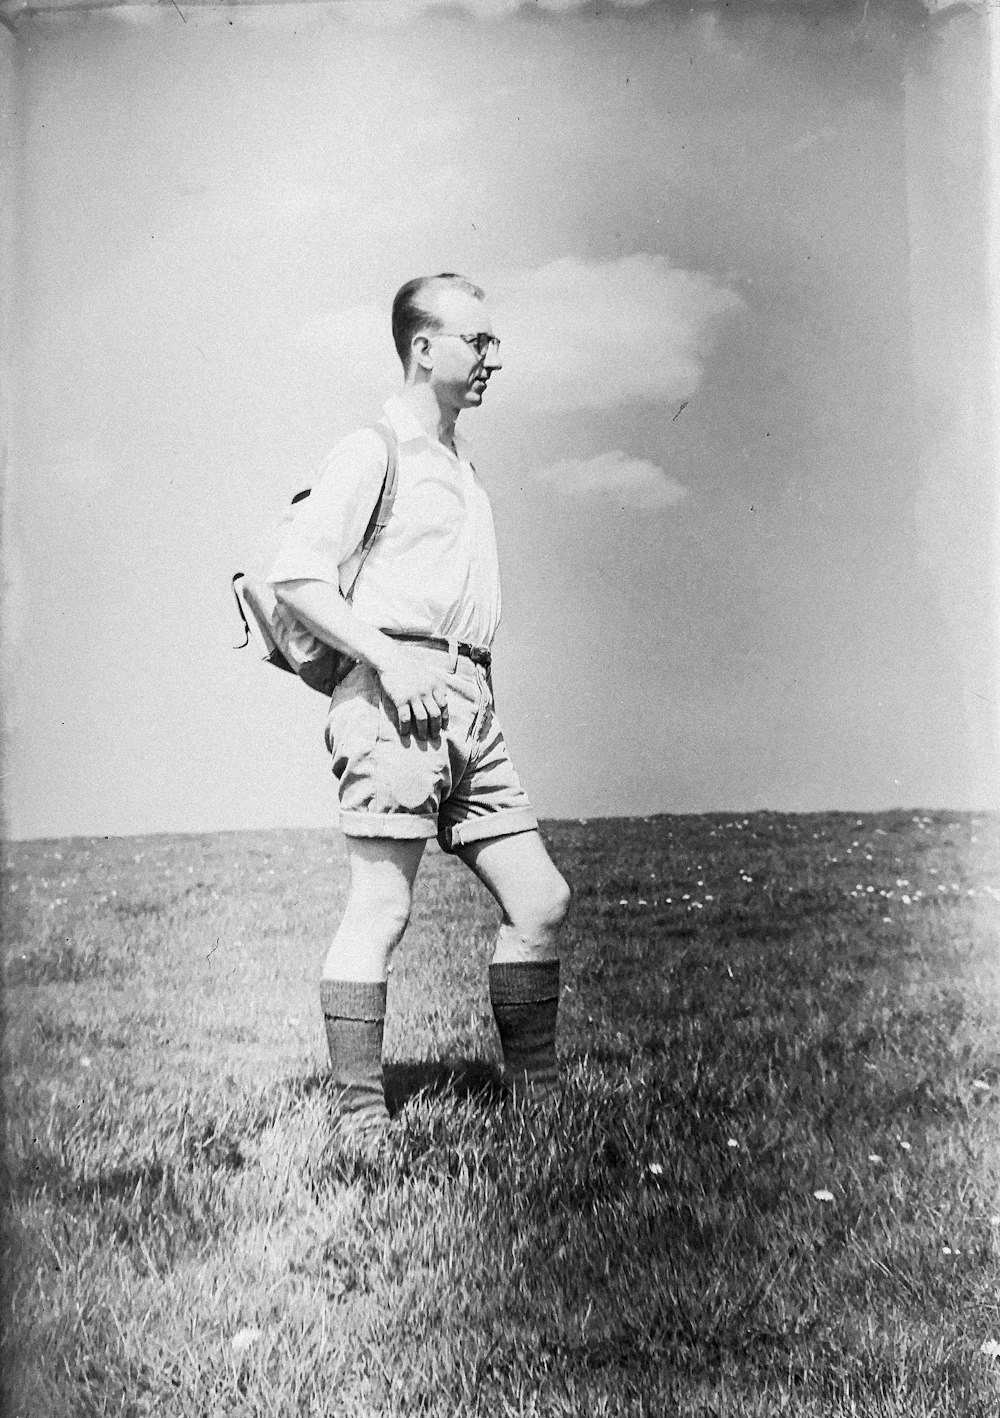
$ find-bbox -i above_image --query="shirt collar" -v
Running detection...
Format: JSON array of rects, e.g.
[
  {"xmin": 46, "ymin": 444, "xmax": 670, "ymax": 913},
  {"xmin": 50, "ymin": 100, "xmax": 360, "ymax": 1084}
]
[{"xmin": 382, "ymin": 394, "xmax": 471, "ymax": 461}]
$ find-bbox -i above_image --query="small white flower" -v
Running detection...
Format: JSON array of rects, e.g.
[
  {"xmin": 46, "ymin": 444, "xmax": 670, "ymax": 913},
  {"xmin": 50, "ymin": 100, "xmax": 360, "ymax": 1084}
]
[
  {"xmin": 868, "ymin": 1153, "xmax": 882, "ymax": 1163},
  {"xmin": 980, "ymin": 1339, "xmax": 1000, "ymax": 1359},
  {"xmin": 882, "ymin": 917, "xmax": 892, "ymax": 923},
  {"xmin": 813, "ymin": 1189, "xmax": 835, "ymax": 1202},
  {"xmin": 942, "ymin": 1247, "xmax": 952, "ymax": 1255},
  {"xmin": 646, "ymin": 1162, "xmax": 664, "ymax": 1176},
  {"xmin": 80, "ymin": 1057, "xmax": 92, "ymax": 1069},
  {"xmin": 972, "ymin": 1080, "xmax": 991, "ymax": 1092},
  {"xmin": 727, "ymin": 1138, "xmax": 739, "ymax": 1148},
  {"xmin": 899, "ymin": 1140, "xmax": 912, "ymax": 1151},
  {"xmin": 901, "ymin": 895, "xmax": 911, "ymax": 905},
  {"xmin": 618, "ymin": 899, "xmax": 628, "ymax": 906},
  {"xmin": 231, "ymin": 1327, "xmax": 261, "ymax": 1354}
]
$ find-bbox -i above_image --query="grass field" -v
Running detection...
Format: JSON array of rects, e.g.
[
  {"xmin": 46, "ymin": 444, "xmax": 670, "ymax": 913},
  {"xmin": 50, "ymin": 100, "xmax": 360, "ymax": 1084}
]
[{"xmin": 2, "ymin": 810, "xmax": 1000, "ymax": 1416}]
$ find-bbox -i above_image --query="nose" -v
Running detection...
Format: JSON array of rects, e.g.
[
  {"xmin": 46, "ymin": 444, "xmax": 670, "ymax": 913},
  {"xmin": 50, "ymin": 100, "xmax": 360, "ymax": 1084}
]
[{"xmin": 483, "ymin": 341, "xmax": 502, "ymax": 373}]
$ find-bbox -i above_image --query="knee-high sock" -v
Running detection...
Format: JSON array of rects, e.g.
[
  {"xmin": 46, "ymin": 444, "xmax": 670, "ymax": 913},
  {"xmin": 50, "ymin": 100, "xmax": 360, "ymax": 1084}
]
[
  {"xmin": 320, "ymin": 979, "xmax": 389, "ymax": 1134},
  {"xmin": 489, "ymin": 960, "xmax": 560, "ymax": 1101}
]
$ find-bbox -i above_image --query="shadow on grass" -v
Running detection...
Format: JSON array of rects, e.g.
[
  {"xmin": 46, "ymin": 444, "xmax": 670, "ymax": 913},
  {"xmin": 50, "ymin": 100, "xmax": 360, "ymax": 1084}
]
[{"xmin": 383, "ymin": 1057, "xmax": 505, "ymax": 1115}]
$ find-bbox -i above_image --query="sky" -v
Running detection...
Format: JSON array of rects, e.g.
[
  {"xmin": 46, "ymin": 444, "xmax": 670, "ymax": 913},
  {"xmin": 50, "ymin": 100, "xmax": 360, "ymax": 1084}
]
[{"xmin": 3, "ymin": 0, "xmax": 998, "ymax": 840}]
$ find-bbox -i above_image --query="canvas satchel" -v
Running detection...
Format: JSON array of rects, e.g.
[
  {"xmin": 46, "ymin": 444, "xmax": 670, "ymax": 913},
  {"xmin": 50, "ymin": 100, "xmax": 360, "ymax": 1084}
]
[{"xmin": 232, "ymin": 418, "xmax": 399, "ymax": 697}]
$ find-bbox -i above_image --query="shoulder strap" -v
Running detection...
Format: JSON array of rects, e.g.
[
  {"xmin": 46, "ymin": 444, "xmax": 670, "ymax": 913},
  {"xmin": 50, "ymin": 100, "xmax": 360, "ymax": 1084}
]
[
  {"xmin": 233, "ymin": 421, "xmax": 399, "ymax": 652},
  {"xmin": 343, "ymin": 418, "xmax": 399, "ymax": 600}
]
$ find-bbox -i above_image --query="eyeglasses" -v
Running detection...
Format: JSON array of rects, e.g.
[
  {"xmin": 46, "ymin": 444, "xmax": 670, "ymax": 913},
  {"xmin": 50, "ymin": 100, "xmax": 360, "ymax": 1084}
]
[{"xmin": 437, "ymin": 331, "xmax": 501, "ymax": 359}]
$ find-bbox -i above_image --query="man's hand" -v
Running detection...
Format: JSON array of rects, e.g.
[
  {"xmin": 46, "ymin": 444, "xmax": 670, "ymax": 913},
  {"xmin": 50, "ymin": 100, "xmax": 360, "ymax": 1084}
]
[
  {"xmin": 374, "ymin": 645, "xmax": 450, "ymax": 742},
  {"xmin": 271, "ymin": 581, "xmax": 450, "ymax": 741}
]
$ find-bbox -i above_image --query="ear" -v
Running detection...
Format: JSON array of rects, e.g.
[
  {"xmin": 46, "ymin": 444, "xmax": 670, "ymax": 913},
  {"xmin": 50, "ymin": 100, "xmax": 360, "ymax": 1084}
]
[{"xmin": 411, "ymin": 333, "xmax": 433, "ymax": 370}]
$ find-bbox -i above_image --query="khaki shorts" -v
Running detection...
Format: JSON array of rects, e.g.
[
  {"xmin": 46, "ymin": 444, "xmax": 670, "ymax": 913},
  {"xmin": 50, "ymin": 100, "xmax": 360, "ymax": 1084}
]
[{"xmin": 324, "ymin": 646, "xmax": 538, "ymax": 853}]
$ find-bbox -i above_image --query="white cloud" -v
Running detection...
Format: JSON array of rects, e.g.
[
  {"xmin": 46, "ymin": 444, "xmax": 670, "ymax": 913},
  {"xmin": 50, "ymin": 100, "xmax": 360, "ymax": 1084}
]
[
  {"xmin": 537, "ymin": 450, "xmax": 688, "ymax": 509},
  {"xmin": 488, "ymin": 254, "xmax": 741, "ymax": 413},
  {"xmin": 295, "ymin": 252, "xmax": 740, "ymax": 419}
]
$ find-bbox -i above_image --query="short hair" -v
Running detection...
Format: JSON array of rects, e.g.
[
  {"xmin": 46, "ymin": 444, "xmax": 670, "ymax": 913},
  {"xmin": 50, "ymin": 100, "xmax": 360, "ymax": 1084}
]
[{"xmin": 392, "ymin": 273, "xmax": 485, "ymax": 371}]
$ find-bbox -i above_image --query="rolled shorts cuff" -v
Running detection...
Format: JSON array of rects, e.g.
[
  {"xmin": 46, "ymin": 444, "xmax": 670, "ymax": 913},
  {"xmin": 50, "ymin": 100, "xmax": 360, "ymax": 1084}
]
[
  {"xmin": 339, "ymin": 811, "xmax": 438, "ymax": 841},
  {"xmin": 439, "ymin": 807, "xmax": 539, "ymax": 854}
]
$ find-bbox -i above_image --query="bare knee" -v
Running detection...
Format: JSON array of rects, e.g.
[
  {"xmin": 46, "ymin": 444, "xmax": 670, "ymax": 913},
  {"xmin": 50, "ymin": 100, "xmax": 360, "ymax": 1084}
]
[
  {"xmin": 341, "ymin": 876, "xmax": 412, "ymax": 950},
  {"xmin": 545, "ymin": 873, "xmax": 572, "ymax": 932},
  {"xmin": 511, "ymin": 871, "xmax": 571, "ymax": 942}
]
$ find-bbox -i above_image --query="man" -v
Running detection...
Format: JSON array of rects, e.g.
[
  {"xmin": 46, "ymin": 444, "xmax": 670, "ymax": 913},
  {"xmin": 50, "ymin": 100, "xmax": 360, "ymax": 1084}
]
[{"xmin": 268, "ymin": 273, "xmax": 571, "ymax": 1146}]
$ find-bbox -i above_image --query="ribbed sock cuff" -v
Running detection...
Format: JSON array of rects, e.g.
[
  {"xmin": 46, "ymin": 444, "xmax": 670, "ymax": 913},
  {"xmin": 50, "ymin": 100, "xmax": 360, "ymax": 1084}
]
[
  {"xmin": 488, "ymin": 959, "xmax": 560, "ymax": 1006},
  {"xmin": 489, "ymin": 961, "xmax": 560, "ymax": 1102},
  {"xmin": 320, "ymin": 978, "xmax": 387, "ymax": 1022},
  {"xmin": 320, "ymin": 979, "xmax": 388, "ymax": 1133}
]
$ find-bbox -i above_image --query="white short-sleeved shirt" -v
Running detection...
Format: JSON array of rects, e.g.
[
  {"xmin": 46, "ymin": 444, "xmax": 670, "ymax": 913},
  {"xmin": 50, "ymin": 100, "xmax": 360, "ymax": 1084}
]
[{"xmin": 266, "ymin": 395, "xmax": 502, "ymax": 648}]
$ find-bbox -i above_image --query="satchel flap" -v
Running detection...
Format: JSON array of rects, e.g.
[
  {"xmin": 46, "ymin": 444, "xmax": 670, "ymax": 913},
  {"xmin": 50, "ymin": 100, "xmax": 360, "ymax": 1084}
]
[{"xmin": 240, "ymin": 578, "xmax": 281, "ymax": 652}]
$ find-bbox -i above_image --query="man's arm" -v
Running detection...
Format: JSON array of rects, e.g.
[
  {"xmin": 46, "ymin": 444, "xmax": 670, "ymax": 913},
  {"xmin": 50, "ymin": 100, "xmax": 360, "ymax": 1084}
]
[{"xmin": 274, "ymin": 579, "xmax": 449, "ymax": 742}]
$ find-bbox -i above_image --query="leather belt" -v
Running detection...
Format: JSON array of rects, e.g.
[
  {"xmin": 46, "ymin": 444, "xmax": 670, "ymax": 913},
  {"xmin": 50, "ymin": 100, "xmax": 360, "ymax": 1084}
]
[{"xmin": 383, "ymin": 630, "xmax": 492, "ymax": 670}]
